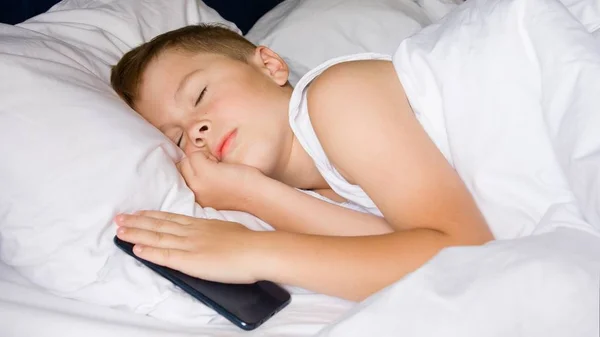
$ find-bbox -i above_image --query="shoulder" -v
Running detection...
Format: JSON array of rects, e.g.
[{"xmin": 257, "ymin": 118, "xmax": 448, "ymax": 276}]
[
  {"xmin": 305, "ymin": 59, "xmax": 412, "ymax": 181},
  {"xmin": 305, "ymin": 59, "xmax": 408, "ymax": 129},
  {"xmin": 306, "ymin": 59, "xmax": 397, "ymax": 106}
]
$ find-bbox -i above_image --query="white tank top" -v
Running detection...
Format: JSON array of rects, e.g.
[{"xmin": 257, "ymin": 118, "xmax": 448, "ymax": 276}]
[{"xmin": 288, "ymin": 53, "xmax": 392, "ymax": 217}]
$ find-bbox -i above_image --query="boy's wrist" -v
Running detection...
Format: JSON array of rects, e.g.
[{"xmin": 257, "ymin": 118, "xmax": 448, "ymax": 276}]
[
  {"xmin": 239, "ymin": 171, "xmax": 277, "ymax": 214},
  {"xmin": 245, "ymin": 231, "xmax": 284, "ymax": 282}
]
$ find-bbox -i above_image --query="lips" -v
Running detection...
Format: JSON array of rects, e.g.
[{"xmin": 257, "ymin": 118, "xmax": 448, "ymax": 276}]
[{"xmin": 215, "ymin": 129, "xmax": 237, "ymax": 161}]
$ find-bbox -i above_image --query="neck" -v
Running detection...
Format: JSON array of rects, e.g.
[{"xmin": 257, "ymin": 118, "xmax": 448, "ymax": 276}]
[{"xmin": 273, "ymin": 135, "xmax": 327, "ymax": 190}]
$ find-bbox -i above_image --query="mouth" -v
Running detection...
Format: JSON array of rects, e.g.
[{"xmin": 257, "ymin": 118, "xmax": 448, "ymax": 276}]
[{"xmin": 215, "ymin": 129, "xmax": 237, "ymax": 161}]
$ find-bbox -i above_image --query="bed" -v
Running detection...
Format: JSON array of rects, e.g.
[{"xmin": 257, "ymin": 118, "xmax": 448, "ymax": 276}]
[{"xmin": 1, "ymin": 0, "xmax": 600, "ymax": 336}]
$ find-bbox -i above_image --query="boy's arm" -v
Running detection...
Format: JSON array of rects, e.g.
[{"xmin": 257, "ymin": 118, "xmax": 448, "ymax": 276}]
[
  {"xmin": 242, "ymin": 177, "xmax": 393, "ymax": 236},
  {"xmin": 248, "ymin": 59, "xmax": 493, "ymax": 300},
  {"xmin": 254, "ymin": 227, "xmax": 461, "ymax": 301},
  {"xmin": 242, "ymin": 59, "xmax": 493, "ymax": 300}
]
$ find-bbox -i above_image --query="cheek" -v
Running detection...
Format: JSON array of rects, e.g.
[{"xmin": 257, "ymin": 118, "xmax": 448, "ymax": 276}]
[
  {"xmin": 209, "ymin": 94, "xmax": 253, "ymax": 127},
  {"xmin": 235, "ymin": 134, "xmax": 280, "ymax": 176},
  {"xmin": 240, "ymin": 111, "xmax": 290, "ymax": 175}
]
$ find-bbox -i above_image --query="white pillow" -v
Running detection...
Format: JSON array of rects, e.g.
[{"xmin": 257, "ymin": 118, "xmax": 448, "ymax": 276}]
[
  {"xmin": 245, "ymin": 0, "xmax": 459, "ymax": 80},
  {"xmin": 0, "ymin": 0, "xmax": 272, "ymax": 321}
]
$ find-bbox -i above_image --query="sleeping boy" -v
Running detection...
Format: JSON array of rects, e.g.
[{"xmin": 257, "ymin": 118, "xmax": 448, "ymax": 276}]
[{"xmin": 110, "ymin": 24, "xmax": 492, "ymax": 301}]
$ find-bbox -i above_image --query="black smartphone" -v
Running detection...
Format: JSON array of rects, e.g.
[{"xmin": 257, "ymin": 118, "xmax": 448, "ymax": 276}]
[{"xmin": 113, "ymin": 236, "xmax": 291, "ymax": 330}]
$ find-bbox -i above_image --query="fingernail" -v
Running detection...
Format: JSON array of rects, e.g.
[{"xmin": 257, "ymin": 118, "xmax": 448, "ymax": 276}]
[
  {"xmin": 117, "ymin": 227, "xmax": 126, "ymax": 235},
  {"xmin": 133, "ymin": 245, "xmax": 143, "ymax": 254}
]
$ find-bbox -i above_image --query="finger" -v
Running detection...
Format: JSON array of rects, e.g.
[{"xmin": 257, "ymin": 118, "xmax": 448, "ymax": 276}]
[
  {"xmin": 189, "ymin": 150, "xmax": 210, "ymax": 159},
  {"xmin": 178, "ymin": 156, "xmax": 195, "ymax": 180},
  {"xmin": 132, "ymin": 245, "xmax": 191, "ymax": 272},
  {"xmin": 188, "ymin": 150, "xmax": 210, "ymax": 165},
  {"xmin": 117, "ymin": 227, "xmax": 187, "ymax": 250},
  {"xmin": 135, "ymin": 210, "xmax": 195, "ymax": 225},
  {"xmin": 176, "ymin": 160, "xmax": 193, "ymax": 174},
  {"xmin": 189, "ymin": 151, "xmax": 219, "ymax": 171},
  {"xmin": 115, "ymin": 213, "xmax": 188, "ymax": 234}
]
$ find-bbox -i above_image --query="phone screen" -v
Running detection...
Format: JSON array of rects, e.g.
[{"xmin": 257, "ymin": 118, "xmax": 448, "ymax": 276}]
[{"xmin": 114, "ymin": 236, "xmax": 291, "ymax": 330}]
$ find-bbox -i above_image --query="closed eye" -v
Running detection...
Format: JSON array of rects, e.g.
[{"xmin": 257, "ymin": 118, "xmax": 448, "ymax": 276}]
[{"xmin": 195, "ymin": 87, "xmax": 207, "ymax": 106}]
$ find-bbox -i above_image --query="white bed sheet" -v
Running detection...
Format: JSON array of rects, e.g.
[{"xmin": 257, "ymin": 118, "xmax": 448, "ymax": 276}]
[{"xmin": 0, "ymin": 261, "xmax": 352, "ymax": 336}]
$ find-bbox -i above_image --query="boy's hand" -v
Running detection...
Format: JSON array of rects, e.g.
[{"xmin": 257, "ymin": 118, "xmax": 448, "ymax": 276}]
[
  {"xmin": 115, "ymin": 211, "xmax": 263, "ymax": 284},
  {"xmin": 177, "ymin": 151, "xmax": 263, "ymax": 212}
]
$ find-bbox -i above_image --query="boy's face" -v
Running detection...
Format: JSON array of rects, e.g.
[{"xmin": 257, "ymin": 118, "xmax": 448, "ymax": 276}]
[{"xmin": 134, "ymin": 47, "xmax": 293, "ymax": 177}]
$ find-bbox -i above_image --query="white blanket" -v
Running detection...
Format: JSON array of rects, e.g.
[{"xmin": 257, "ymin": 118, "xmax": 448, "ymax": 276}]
[{"xmin": 319, "ymin": 0, "xmax": 600, "ymax": 335}]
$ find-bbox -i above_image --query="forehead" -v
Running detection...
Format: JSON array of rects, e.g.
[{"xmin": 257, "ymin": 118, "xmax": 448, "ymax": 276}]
[
  {"xmin": 142, "ymin": 49, "xmax": 235, "ymax": 81},
  {"xmin": 139, "ymin": 50, "xmax": 218, "ymax": 100}
]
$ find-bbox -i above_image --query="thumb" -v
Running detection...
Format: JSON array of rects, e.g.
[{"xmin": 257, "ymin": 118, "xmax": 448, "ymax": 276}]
[
  {"xmin": 177, "ymin": 156, "xmax": 194, "ymax": 179},
  {"xmin": 187, "ymin": 150, "xmax": 213, "ymax": 167},
  {"xmin": 179, "ymin": 151, "xmax": 213, "ymax": 177},
  {"xmin": 176, "ymin": 154, "xmax": 192, "ymax": 172}
]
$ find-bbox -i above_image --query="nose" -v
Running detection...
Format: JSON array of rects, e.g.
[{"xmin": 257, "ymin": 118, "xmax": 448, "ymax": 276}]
[{"xmin": 188, "ymin": 120, "xmax": 211, "ymax": 149}]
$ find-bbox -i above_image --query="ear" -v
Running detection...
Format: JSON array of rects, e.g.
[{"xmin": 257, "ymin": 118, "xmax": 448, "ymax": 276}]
[{"xmin": 250, "ymin": 46, "xmax": 290, "ymax": 86}]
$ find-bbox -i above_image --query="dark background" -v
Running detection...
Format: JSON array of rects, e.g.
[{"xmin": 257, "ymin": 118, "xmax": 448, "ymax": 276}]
[{"xmin": 0, "ymin": 0, "xmax": 285, "ymax": 34}]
